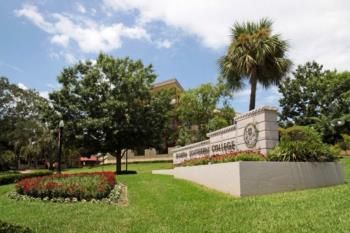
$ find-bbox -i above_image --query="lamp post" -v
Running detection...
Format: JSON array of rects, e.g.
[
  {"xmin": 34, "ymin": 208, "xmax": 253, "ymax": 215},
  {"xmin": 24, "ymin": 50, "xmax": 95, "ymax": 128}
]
[{"xmin": 57, "ymin": 120, "xmax": 64, "ymax": 174}]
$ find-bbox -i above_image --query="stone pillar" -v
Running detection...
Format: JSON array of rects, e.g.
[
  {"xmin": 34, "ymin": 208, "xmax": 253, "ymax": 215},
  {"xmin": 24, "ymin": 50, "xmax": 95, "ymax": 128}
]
[{"xmin": 235, "ymin": 107, "xmax": 278, "ymax": 154}]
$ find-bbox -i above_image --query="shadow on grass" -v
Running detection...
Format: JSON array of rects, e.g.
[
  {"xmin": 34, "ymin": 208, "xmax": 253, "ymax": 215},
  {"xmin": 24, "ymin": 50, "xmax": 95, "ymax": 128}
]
[{"xmin": 116, "ymin": 170, "xmax": 137, "ymax": 175}]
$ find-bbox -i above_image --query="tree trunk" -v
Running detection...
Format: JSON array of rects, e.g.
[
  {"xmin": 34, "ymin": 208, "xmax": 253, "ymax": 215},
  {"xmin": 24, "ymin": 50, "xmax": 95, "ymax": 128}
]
[
  {"xmin": 115, "ymin": 149, "xmax": 122, "ymax": 174},
  {"xmin": 249, "ymin": 69, "xmax": 258, "ymax": 110},
  {"xmin": 16, "ymin": 154, "xmax": 20, "ymax": 171}
]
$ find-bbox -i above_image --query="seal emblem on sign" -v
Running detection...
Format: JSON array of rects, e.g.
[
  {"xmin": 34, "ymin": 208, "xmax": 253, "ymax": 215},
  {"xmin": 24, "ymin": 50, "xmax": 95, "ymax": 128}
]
[{"xmin": 244, "ymin": 123, "xmax": 258, "ymax": 148}]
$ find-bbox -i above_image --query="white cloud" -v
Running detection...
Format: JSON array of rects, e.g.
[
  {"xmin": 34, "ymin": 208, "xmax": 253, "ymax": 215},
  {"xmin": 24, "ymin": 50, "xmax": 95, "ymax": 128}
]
[
  {"xmin": 256, "ymin": 86, "xmax": 281, "ymax": 107},
  {"xmin": 63, "ymin": 53, "xmax": 77, "ymax": 64},
  {"xmin": 39, "ymin": 91, "xmax": 49, "ymax": 99},
  {"xmin": 49, "ymin": 51, "xmax": 60, "ymax": 59},
  {"xmin": 231, "ymin": 85, "xmax": 281, "ymax": 112},
  {"xmin": 90, "ymin": 8, "xmax": 97, "ymax": 16},
  {"xmin": 157, "ymin": 39, "xmax": 172, "ymax": 49},
  {"xmin": 76, "ymin": 3, "xmax": 86, "ymax": 14},
  {"xmin": 15, "ymin": 5, "xmax": 54, "ymax": 33},
  {"xmin": 50, "ymin": 34, "xmax": 69, "ymax": 47},
  {"xmin": 17, "ymin": 83, "xmax": 28, "ymax": 90},
  {"xmin": 14, "ymin": 1, "xmax": 350, "ymax": 71},
  {"xmin": 103, "ymin": 0, "xmax": 350, "ymax": 71},
  {"xmin": 234, "ymin": 88, "xmax": 250, "ymax": 99},
  {"xmin": 49, "ymin": 51, "xmax": 77, "ymax": 63},
  {"xmin": 15, "ymin": 4, "xmax": 150, "ymax": 53}
]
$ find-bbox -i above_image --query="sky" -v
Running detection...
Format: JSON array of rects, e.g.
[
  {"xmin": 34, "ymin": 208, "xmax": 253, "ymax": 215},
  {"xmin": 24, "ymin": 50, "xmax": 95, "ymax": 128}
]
[{"xmin": 0, "ymin": 0, "xmax": 349, "ymax": 113}]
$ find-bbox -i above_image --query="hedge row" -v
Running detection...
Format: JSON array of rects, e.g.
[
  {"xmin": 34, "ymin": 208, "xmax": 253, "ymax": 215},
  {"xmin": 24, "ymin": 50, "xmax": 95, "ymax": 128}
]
[
  {"xmin": 0, "ymin": 171, "xmax": 53, "ymax": 185},
  {"xmin": 0, "ymin": 220, "xmax": 33, "ymax": 233}
]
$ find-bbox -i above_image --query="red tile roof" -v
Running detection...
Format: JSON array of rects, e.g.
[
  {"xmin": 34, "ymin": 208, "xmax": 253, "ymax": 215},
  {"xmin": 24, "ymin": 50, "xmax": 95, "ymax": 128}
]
[{"xmin": 80, "ymin": 156, "xmax": 98, "ymax": 162}]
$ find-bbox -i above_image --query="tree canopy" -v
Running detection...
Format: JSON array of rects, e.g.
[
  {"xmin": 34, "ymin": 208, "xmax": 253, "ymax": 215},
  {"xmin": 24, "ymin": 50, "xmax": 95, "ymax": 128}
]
[
  {"xmin": 219, "ymin": 18, "xmax": 291, "ymax": 110},
  {"xmin": 0, "ymin": 76, "xmax": 56, "ymax": 170},
  {"xmin": 49, "ymin": 53, "xmax": 173, "ymax": 173},
  {"xmin": 176, "ymin": 83, "xmax": 235, "ymax": 145},
  {"xmin": 278, "ymin": 61, "xmax": 350, "ymax": 143}
]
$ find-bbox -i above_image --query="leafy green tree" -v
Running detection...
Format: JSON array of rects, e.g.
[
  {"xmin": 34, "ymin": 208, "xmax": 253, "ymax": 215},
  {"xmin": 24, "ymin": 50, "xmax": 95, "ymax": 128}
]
[
  {"xmin": 279, "ymin": 61, "xmax": 350, "ymax": 143},
  {"xmin": 0, "ymin": 76, "xmax": 54, "ymax": 169},
  {"xmin": 149, "ymin": 89, "xmax": 175, "ymax": 152},
  {"xmin": 49, "ymin": 53, "xmax": 173, "ymax": 173},
  {"xmin": 279, "ymin": 61, "xmax": 327, "ymax": 126},
  {"xmin": 0, "ymin": 150, "xmax": 15, "ymax": 171},
  {"xmin": 219, "ymin": 18, "xmax": 291, "ymax": 110},
  {"xmin": 176, "ymin": 83, "xmax": 235, "ymax": 145}
]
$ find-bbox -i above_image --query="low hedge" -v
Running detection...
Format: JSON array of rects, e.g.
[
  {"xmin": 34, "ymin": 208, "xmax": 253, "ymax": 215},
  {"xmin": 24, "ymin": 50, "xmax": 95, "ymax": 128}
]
[
  {"xmin": 0, "ymin": 171, "xmax": 53, "ymax": 185},
  {"xmin": 0, "ymin": 220, "xmax": 33, "ymax": 233}
]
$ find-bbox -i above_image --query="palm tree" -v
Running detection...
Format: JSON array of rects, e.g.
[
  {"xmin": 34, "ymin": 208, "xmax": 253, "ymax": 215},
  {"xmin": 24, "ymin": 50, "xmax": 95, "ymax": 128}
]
[{"xmin": 219, "ymin": 18, "xmax": 292, "ymax": 110}]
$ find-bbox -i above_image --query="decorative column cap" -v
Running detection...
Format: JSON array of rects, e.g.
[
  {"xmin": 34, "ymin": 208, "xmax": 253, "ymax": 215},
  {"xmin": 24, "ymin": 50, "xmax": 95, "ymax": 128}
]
[
  {"xmin": 206, "ymin": 124, "xmax": 237, "ymax": 137},
  {"xmin": 171, "ymin": 140, "xmax": 210, "ymax": 153},
  {"xmin": 234, "ymin": 106, "xmax": 277, "ymax": 121}
]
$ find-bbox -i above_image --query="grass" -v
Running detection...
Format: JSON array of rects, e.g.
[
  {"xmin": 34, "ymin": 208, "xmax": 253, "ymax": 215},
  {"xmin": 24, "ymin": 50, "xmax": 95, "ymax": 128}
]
[
  {"xmin": 66, "ymin": 162, "xmax": 174, "ymax": 174},
  {"xmin": 0, "ymin": 159, "xmax": 350, "ymax": 232},
  {"xmin": 0, "ymin": 171, "xmax": 19, "ymax": 176}
]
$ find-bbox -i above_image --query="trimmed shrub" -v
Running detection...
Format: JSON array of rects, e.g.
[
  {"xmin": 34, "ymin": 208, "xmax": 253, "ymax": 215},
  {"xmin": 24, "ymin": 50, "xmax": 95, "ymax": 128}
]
[
  {"xmin": 338, "ymin": 134, "xmax": 350, "ymax": 151},
  {"xmin": 179, "ymin": 151, "xmax": 265, "ymax": 167},
  {"xmin": 269, "ymin": 126, "xmax": 337, "ymax": 162},
  {"xmin": 16, "ymin": 172, "xmax": 116, "ymax": 200},
  {"xmin": 0, "ymin": 171, "xmax": 53, "ymax": 185},
  {"xmin": 0, "ymin": 220, "xmax": 33, "ymax": 233},
  {"xmin": 279, "ymin": 125, "xmax": 322, "ymax": 143}
]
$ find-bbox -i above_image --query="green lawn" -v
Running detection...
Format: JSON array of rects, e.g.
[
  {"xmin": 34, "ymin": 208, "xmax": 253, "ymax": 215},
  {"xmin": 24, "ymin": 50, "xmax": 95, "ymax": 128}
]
[
  {"xmin": 1, "ymin": 159, "xmax": 350, "ymax": 233},
  {"xmin": 66, "ymin": 161, "xmax": 173, "ymax": 174}
]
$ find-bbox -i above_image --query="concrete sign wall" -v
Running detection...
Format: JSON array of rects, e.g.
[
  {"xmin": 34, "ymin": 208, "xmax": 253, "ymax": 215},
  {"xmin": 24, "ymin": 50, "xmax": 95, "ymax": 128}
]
[
  {"xmin": 153, "ymin": 162, "xmax": 345, "ymax": 196},
  {"xmin": 172, "ymin": 106, "xmax": 279, "ymax": 164}
]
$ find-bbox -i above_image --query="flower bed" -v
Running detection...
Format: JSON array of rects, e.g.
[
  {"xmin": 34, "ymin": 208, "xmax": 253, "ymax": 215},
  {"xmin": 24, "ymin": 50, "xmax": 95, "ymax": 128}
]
[
  {"xmin": 16, "ymin": 172, "xmax": 115, "ymax": 201},
  {"xmin": 179, "ymin": 151, "xmax": 265, "ymax": 167}
]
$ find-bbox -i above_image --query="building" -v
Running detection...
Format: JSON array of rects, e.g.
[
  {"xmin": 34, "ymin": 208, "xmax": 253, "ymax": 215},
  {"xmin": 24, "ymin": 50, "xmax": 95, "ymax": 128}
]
[
  {"xmin": 132, "ymin": 78, "xmax": 184, "ymax": 157},
  {"xmin": 152, "ymin": 78, "xmax": 184, "ymax": 105},
  {"xmin": 80, "ymin": 156, "xmax": 100, "ymax": 167}
]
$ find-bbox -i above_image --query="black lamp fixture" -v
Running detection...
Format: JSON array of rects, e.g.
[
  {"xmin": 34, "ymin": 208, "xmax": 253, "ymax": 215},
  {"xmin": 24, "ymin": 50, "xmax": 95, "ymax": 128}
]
[{"xmin": 57, "ymin": 120, "xmax": 64, "ymax": 174}]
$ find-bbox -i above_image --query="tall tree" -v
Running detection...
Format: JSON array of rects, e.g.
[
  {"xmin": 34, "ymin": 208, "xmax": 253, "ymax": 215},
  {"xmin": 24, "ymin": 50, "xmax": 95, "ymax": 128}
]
[
  {"xmin": 279, "ymin": 61, "xmax": 350, "ymax": 143},
  {"xmin": 219, "ymin": 18, "xmax": 291, "ymax": 110},
  {"xmin": 0, "ymin": 76, "xmax": 54, "ymax": 169},
  {"xmin": 49, "ymin": 54, "xmax": 173, "ymax": 173}
]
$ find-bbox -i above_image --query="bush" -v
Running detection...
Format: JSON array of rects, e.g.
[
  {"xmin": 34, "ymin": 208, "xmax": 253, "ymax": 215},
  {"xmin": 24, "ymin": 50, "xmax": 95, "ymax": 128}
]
[
  {"xmin": 211, "ymin": 151, "xmax": 265, "ymax": 164},
  {"xmin": 269, "ymin": 126, "xmax": 337, "ymax": 162},
  {"xmin": 0, "ymin": 220, "xmax": 33, "ymax": 233},
  {"xmin": 0, "ymin": 150, "xmax": 16, "ymax": 171},
  {"xmin": 338, "ymin": 134, "xmax": 350, "ymax": 151},
  {"xmin": 16, "ymin": 172, "xmax": 116, "ymax": 200},
  {"xmin": 180, "ymin": 156, "xmax": 210, "ymax": 167},
  {"xmin": 279, "ymin": 126, "xmax": 322, "ymax": 143},
  {"xmin": 179, "ymin": 151, "xmax": 265, "ymax": 166},
  {"xmin": 0, "ymin": 171, "xmax": 53, "ymax": 185}
]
